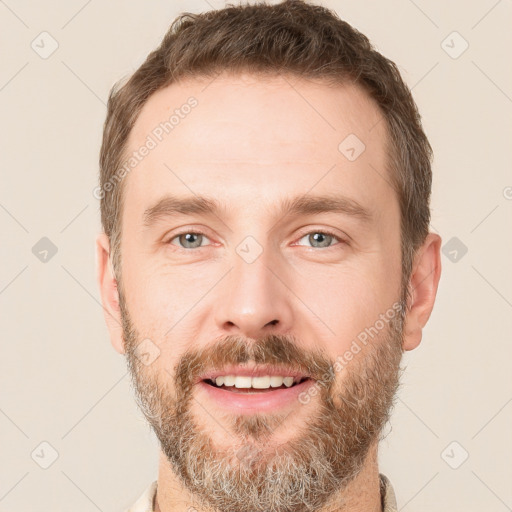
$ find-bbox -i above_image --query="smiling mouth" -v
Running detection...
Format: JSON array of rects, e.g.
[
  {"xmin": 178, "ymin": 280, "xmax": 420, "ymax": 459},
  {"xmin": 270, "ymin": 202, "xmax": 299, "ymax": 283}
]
[{"xmin": 203, "ymin": 376, "xmax": 311, "ymax": 393}]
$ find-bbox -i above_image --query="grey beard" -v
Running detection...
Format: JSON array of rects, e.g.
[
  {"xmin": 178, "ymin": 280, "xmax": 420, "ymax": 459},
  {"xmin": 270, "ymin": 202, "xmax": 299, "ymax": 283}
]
[{"xmin": 123, "ymin": 301, "xmax": 405, "ymax": 512}]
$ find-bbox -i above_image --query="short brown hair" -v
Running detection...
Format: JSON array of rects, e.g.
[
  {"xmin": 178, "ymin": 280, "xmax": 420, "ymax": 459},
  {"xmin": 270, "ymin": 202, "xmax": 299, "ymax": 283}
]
[{"xmin": 99, "ymin": 0, "xmax": 433, "ymax": 307}]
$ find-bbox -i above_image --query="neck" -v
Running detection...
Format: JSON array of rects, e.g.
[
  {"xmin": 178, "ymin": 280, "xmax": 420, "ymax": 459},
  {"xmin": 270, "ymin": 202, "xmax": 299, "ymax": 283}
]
[{"xmin": 154, "ymin": 442, "xmax": 383, "ymax": 512}]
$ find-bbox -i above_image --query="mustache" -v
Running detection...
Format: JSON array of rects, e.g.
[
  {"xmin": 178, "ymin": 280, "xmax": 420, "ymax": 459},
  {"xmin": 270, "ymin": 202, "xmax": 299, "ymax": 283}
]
[{"xmin": 173, "ymin": 333, "xmax": 335, "ymax": 394}]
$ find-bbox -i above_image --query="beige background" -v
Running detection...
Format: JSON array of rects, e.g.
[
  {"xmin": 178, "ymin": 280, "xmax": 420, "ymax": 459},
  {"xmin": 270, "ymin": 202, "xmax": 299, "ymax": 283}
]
[{"xmin": 1, "ymin": 0, "xmax": 511, "ymax": 510}]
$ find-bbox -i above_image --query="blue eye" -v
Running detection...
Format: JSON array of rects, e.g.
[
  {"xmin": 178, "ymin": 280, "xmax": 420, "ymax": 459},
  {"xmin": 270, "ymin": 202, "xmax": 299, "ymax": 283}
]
[
  {"xmin": 296, "ymin": 231, "xmax": 342, "ymax": 248},
  {"xmin": 169, "ymin": 232, "xmax": 210, "ymax": 249},
  {"xmin": 166, "ymin": 229, "xmax": 345, "ymax": 251}
]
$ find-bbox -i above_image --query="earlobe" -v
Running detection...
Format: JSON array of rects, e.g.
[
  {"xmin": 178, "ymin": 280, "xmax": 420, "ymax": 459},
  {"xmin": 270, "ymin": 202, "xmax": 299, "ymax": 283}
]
[
  {"xmin": 95, "ymin": 232, "xmax": 125, "ymax": 354},
  {"xmin": 402, "ymin": 233, "xmax": 442, "ymax": 351}
]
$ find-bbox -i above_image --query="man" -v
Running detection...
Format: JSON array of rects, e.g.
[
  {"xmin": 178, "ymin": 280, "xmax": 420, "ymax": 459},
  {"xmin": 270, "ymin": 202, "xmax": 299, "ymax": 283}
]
[{"xmin": 95, "ymin": 1, "xmax": 441, "ymax": 511}]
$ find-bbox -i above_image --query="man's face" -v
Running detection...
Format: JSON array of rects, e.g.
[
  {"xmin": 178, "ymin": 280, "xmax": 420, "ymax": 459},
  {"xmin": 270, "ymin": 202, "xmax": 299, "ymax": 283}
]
[{"xmin": 117, "ymin": 73, "xmax": 405, "ymax": 512}]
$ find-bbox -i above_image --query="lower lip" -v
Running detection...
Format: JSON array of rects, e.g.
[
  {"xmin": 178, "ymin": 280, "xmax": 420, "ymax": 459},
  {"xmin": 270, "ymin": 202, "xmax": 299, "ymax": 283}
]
[{"xmin": 197, "ymin": 379, "xmax": 315, "ymax": 414}]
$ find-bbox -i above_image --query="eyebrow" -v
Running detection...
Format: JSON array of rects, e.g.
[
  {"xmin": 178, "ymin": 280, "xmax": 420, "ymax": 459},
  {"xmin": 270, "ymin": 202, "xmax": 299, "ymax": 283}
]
[{"xmin": 142, "ymin": 193, "xmax": 373, "ymax": 229}]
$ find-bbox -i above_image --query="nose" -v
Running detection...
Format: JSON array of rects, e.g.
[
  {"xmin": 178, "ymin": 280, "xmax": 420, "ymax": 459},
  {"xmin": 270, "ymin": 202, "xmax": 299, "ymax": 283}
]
[{"xmin": 214, "ymin": 248, "xmax": 294, "ymax": 340}]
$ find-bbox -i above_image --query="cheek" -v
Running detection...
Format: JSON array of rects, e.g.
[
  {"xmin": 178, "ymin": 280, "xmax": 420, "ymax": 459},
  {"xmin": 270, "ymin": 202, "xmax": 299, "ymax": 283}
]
[
  {"xmin": 123, "ymin": 254, "xmax": 206, "ymax": 324},
  {"xmin": 290, "ymin": 260, "xmax": 395, "ymax": 351}
]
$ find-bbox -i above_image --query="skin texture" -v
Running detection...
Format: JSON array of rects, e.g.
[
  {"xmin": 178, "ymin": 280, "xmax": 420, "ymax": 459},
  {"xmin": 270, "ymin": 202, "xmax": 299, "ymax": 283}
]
[{"xmin": 96, "ymin": 73, "xmax": 442, "ymax": 512}]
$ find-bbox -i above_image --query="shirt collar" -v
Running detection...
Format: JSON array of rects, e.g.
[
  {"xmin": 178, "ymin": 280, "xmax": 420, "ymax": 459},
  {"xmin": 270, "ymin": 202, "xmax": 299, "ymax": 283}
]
[{"xmin": 379, "ymin": 472, "xmax": 399, "ymax": 512}]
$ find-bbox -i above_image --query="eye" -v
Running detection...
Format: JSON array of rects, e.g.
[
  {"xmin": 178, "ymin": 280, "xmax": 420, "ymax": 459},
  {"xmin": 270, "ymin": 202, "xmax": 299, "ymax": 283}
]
[
  {"xmin": 165, "ymin": 229, "xmax": 345, "ymax": 251},
  {"xmin": 295, "ymin": 230, "xmax": 345, "ymax": 249},
  {"xmin": 168, "ymin": 231, "xmax": 211, "ymax": 249}
]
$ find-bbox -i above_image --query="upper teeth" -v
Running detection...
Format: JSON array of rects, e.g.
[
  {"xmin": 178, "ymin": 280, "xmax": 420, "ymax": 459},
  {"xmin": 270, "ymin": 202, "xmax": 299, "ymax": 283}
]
[{"xmin": 214, "ymin": 376, "xmax": 297, "ymax": 389}]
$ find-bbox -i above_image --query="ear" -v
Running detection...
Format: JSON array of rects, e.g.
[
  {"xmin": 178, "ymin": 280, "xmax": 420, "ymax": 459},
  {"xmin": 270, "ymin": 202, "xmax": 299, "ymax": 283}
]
[
  {"xmin": 402, "ymin": 232, "xmax": 442, "ymax": 351},
  {"xmin": 95, "ymin": 232, "xmax": 125, "ymax": 354}
]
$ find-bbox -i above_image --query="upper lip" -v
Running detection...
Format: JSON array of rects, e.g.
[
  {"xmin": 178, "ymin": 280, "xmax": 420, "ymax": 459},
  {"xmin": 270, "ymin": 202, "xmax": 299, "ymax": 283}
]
[{"xmin": 197, "ymin": 365, "xmax": 313, "ymax": 384}]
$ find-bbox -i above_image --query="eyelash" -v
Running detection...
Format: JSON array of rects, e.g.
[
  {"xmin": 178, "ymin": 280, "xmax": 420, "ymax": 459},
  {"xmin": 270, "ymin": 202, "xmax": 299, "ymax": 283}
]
[{"xmin": 166, "ymin": 228, "xmax": 347, "ymax": 250}]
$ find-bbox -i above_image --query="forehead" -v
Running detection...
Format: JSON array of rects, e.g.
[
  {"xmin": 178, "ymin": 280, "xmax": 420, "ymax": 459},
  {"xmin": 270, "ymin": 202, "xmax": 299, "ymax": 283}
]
[{"xmin": 122, "ymin": 72, "xmax": 394, "ymax": 226}]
